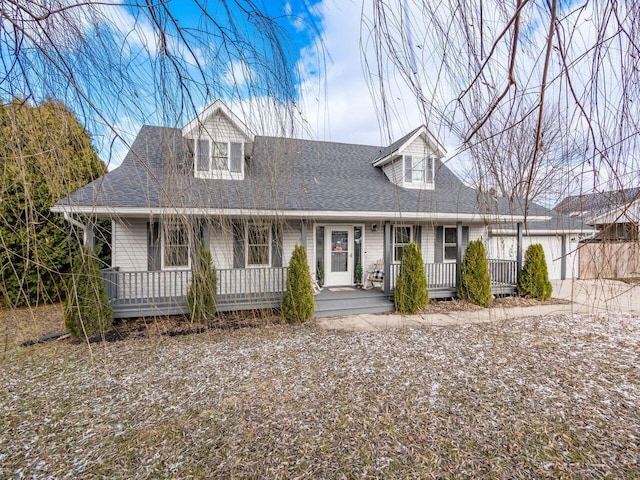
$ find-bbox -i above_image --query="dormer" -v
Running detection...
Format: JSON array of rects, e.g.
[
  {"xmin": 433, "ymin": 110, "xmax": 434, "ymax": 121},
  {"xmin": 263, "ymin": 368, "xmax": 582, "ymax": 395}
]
[
  {"xmin": 182, "ymin": 100, "xmax": 253, "ymax": 180},
  {"xmin": 372, "ymin": 125, "xmax": 446, "ymax": 190}
]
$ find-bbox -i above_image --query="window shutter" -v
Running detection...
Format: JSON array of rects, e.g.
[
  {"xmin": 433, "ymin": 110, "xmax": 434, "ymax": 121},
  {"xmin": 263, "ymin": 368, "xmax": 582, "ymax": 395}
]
[
  {"xmin": 147, "ymin": 221, "xmax": 161, "ymax": 271},
  {"xmin": 435, "ymin": 226, "xmax": 443, "ymax": 263},
  {"xmin": 271, "ymin": 223, "xmax": 283, "ymax": 267},
  {"xmin": 230, "ymin": 142, "xmax": 242, "ymax": 173},
  {"xmin": 413, "ymin": 225, "xmax": 422, "ymax": 249},
  {"xmin": 232, "ymin": 222, "xmax": 245, "ymax": 268},
  {"xmin": 196, "ymin": 139, "xmax": 210, "ymax": 172},
  {"xmin": 427, "ymin": 157, "xmax": 434, "ymax": 182},
  {"xmin": 404, "ymin": 156, "xmax": 412, "ymax": 183},
  {"xmin": 462, "ymin": 226, "xmax": 470, "ymax": 252}
]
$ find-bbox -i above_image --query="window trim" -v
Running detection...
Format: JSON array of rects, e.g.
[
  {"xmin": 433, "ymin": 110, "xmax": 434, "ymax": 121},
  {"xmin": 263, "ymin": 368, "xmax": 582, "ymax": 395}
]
[
  {"xmin": 393, "ymin": 225, "xmax": 413, "ymax": 263},
  {"xmin": 161, "ymin": 221, "xmax": 191, "ymax": 270},
  {"xmin": 194, "ymin": 138, "xmax": 244, "ymax": 179},
  {"xmin": 245, "ymin": 223, "xmax": 272, "ymax": 268},
  {"xmin": 403, "ymin": 155, "xmax": 434, "ymax": 188},
  {"xmin": 443, "ymin": 225, "xmax": 457, "ymax": 263}
]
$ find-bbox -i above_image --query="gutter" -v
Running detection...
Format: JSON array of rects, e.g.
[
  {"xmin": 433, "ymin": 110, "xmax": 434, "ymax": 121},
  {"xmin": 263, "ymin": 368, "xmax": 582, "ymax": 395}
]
[{"xmin": 51, "ymin": 205, "xmax": 553, "ymax": 223}]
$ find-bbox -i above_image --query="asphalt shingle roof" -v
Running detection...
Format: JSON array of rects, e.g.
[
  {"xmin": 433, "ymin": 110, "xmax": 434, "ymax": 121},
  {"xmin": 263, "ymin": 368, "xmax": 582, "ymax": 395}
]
[
  {"xmin": 554, "ymin": 187, "xmax": 640, "ymax": 218},
  {"xmin": 57, "ymin": 125, "xmax": 565, "ymax": 221}
]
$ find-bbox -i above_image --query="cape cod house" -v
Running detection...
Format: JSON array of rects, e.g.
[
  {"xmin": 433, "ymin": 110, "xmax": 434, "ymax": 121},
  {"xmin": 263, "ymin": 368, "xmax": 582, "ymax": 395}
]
[{"xmin": 52, "ymin": 101, "xmax": 588, "ymax": 318}]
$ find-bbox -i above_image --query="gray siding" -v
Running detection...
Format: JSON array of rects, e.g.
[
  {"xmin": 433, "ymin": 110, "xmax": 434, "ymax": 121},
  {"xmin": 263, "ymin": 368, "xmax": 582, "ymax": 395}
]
[{"xmin": 113, "ymin": 219, "xmax": 147, "ymax": 271}]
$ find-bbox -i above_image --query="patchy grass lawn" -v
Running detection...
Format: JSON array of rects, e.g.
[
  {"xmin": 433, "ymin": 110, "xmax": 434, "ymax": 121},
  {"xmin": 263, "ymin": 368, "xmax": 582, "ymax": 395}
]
[{"xmin": 1, "ymin": 311, "xmax": 638, "ymax": 478}]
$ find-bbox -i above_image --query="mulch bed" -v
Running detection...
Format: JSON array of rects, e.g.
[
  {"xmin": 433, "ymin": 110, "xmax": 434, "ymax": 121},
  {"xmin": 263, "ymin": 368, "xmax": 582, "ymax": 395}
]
[{"xmin": 5, "ymin": 296, "xmax": 572, "ymax": 345}]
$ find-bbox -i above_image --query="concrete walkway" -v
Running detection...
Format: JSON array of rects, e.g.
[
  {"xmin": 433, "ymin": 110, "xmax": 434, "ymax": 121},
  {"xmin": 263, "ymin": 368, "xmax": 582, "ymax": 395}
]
[{"xmin": 316, "ymin": 279, "xmax": 640, "ymax": 332}]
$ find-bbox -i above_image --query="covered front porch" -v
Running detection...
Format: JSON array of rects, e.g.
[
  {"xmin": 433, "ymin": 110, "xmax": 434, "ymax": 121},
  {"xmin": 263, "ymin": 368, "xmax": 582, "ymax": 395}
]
[{"xmin": 102, "ymin": 259, "xmax": 518, "ymax": 318}]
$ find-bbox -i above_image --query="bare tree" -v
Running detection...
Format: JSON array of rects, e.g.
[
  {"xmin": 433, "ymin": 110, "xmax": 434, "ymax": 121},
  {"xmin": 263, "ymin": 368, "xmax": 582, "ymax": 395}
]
[{"xmin": 364, "ymin": 0, "xmax": 640, "ymax": 210}]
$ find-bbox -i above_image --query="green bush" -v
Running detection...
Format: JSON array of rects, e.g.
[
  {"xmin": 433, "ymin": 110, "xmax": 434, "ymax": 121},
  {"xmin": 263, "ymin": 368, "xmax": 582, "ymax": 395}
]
[
  {"xmin": 63, "ymin": 246, "xmax": 113, "ymax": 339},
  {"xmin": 0, "ymin": 99, "xmax": 107, "ymax": 307},
  {"xmin": 394, "ymin": 242, "xmax": 429, "ymax": 313},
  {"xmin": 187, "ymin": 242, "xmax": 218, "ymax": 321},
  {"xmin": 518, "ymin": 244, "xmax": 553, "ymax": 300},
  {"xmin": 282, "ymin": 244, "xmax": 315, "ymax": 323},
  {"xmin": 458, "ymin": 239, "xmax": 493, "ymax": 307}
]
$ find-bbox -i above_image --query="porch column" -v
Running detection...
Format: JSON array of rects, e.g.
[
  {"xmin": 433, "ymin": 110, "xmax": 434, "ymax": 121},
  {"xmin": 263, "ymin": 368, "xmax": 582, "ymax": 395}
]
[
  {"xmin": 84, "ymin": 221, "xmax": 95, "ymax": 251},
  {"xmin": 561, "ymin": 234, "xmax": 567, "ymax": 280},
  {"xmin": 384, "ymin": 221, "xmax": 391, "ymax": 294},
  {"xmin": 201, "ymin": 221, "xmax": 210, "ymax": 250},
  {"xmin": 455, "ymin": 221, "xmax": 463, "ymax": 289},
  {"xmin": 516, "ymin": 222, "xmax": 523, "ymax": 280},
  {"xmin": 300, "ymin": 219, "xmax": 307, "ymax": 249}
]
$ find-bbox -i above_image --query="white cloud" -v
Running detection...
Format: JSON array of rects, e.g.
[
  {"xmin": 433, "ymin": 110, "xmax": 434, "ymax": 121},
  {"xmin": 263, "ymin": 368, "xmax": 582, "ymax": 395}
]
[{"xmin": 222, "ymin": 60, "xmax": 256, "ymax": 89}]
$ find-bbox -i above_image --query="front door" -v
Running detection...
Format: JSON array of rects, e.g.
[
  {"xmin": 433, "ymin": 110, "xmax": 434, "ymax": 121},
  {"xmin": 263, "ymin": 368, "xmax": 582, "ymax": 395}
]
[{"xmin": 324, "ymin": 226, "xmax": 353, "ymax": 286}]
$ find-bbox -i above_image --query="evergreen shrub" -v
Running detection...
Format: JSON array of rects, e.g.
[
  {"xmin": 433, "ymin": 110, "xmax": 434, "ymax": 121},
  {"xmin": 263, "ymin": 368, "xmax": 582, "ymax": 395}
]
[
  {"xmin": 518, "ymin": 244, "xmax": 553, "ymax": 300},
  {"xmin": 458, "ymin": 239, "xmax": 493, "ymax": 307},
  {"xmin": 394, "ymin": 242, "xmax": 429, "ymax": 313},
  {"xmin": 187, "ymin": 242, "xmax": 218, "ymax": 321},
  {"xmin": 0, "ymin": 99, "xmax": 107, "ymax": 307},
  {"xmin": 63, "ymin": 246, "xmax": 113, "ymax": 339},
  {"xmin": 282, "ymin": 244, "xmax": 315, "ymax": 323}
]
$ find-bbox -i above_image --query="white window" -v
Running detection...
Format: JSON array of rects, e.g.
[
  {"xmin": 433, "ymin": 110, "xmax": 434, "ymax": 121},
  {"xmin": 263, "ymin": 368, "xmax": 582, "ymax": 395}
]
[
  {"xmin": 163, "ymin": 222, "xmax": 190, "ymax": 269},
  {"xmin": 211, "ymin": 141, "xmax": 228, "ymax": 170},
  {"xmin": 247, "ymin": 224, "xmax": 271, "ymax": 266},
  {"xmin": 444, "ymin": 226, "xmax": 457, "ymax": 262},
  {"xmin": 404, "ymin": 155, "xmax": 434, "ymax": 185},
  {"xmin": 195, "ymin": 139, "xmax": 244, "ymax": 177},
  {"xmin": 394, "ymin": 226, "xmax": 412, "ymax": 262}
]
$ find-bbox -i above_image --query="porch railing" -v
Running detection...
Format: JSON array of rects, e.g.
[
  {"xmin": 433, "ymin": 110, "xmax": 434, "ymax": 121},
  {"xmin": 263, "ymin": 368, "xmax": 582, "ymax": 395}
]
[
  {"xmin": 217, "ymin": 267, "xmax": 288, "ymax": 297},
  {"xmin": 101, "ymin": 268, "xmax": 191, "ymax": 305},
  {"xmin": 388, "ymin": 262, "xmax": 458, "ymax": 291},
  {"xmin": 101, "ymin": 266, "xmax": 288, "ymax": 307},
  {"xmin": 387, "ymin": 260, "xmax": 517, "ymax": 292},
  {"xmin": 488, "ymin": 259, "xmax": 518, "ymax": 286}
]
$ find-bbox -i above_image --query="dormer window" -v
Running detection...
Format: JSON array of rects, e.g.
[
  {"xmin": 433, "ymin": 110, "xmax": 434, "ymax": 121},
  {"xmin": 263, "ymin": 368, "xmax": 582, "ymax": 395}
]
[
  {"xmin": 404, "ymin": 155, "xmax": 434, "ymax": 186},
  {"xmin": 195, "ymin": 139, "xmax": 244, "ymax": 179}
]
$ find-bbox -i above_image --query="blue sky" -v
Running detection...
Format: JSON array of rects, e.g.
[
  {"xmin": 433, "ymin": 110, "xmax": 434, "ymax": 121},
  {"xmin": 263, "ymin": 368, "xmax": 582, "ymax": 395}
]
[
  {"xmin": 3, "ymin": 0, "xmax": 632, "ymax": 194},
  {"xmin": 97, "ymin": 0, "xmax": 428, "ymax": 169}
]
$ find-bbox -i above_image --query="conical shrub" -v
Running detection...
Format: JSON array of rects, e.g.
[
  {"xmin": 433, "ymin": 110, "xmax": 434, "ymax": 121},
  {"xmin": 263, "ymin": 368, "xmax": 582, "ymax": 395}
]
[
  {"xmin": 63, "ymin": 246, "xmax": 113, "ymax": 339},
  {"xmin": 282, "ymin": 244, "xmax": 315, "ymax": 323},
  {"xmin": 518, "ymin": 243, "xmax": 553, "ymax": 300},
  {"xmin": 458, "ymin": 239, "xmax": 493, "ymax": 307},
  {"xmin": 394, "ymin": 242, "xmax": 429, "ymax": 313},
  {"xmin": 187, "ymin": 242, "xmax": 217, "ymax": 321}
]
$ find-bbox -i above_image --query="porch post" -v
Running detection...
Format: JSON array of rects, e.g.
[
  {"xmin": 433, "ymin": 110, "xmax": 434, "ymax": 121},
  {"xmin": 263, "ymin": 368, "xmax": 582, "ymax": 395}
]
[
  {"xmin": 300, "ymin": 219, "xmax": 307, "ymax": 249},
  {"xmin": 455, "ymin": 221, "xmax": 463, "ymax": 289},
  {"xmin": 384, "ymin": 221, "xmax": 391, "ymax": 294},
  {"xmin": 85, "ymin": 221, "xmax": 95, "ymax": 251},
  {"xmin": 561, "ymin": 234, "xmax": 567, "ymax": 280},
  {"xmin": 516, "ymin": 222, "xmax": 523, "ymax": 279},
  {"xmin": 201, "ymin": 221, "xmax": 210, "ymax": 250}
]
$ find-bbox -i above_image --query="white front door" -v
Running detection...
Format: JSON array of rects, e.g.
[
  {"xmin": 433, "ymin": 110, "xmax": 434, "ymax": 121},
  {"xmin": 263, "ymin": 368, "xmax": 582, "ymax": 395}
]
[{"xmin": 324, "ymin": 226, "xmax": 353, "ymax": 286}]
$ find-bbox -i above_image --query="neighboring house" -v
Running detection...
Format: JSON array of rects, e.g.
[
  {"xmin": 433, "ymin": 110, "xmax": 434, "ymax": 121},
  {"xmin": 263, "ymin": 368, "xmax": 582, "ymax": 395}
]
[
  {"xmin": 555, "ymin": 187, "xmax": 640, "ymax": 241},
  {"xmin": 555, "ymin": 188, "xmax": 640, "ymax": 278},
  {"xmin": 52, "ymin": 101, "xmax": 588, "ymax": 318}
]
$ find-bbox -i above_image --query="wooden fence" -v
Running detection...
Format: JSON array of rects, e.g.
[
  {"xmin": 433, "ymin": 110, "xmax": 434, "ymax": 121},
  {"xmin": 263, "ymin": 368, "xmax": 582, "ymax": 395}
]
[{"xmin": 578, "ymin": 242, "xmax": 640, "ymax": 279}]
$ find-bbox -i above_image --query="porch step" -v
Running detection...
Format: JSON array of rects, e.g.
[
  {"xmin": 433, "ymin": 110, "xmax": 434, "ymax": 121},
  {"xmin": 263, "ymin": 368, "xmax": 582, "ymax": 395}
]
[{"xmin": 313, "ymin": 288, "xmax": 395, "ymax": 318}]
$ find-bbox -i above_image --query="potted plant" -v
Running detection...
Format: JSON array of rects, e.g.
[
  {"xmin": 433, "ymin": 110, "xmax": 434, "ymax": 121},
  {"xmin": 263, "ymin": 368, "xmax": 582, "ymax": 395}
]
[
  {"xmin": 355, "ymin": 263, "xmax": 363, "ymax": 288},
  {"xmin": 316, "ymin": 261, "xmax": 324, "ymax": 287}
]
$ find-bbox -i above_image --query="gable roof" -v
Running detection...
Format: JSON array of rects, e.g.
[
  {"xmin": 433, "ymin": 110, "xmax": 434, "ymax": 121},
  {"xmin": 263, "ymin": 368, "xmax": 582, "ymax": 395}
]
[
  {"xmin": 554, "ymin": 187, "xmax": 640, "ymax": 224},
  {"xmin": 372, "ymin": 125, "xmax": 446, "ymax": 166},
  {"xmin": 182, "ymin": 99, "xmax": 253, "ymax": 140},
  {"xmin": 53, "ymin": 125, "xmax": 571, "ymax": 225}
]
